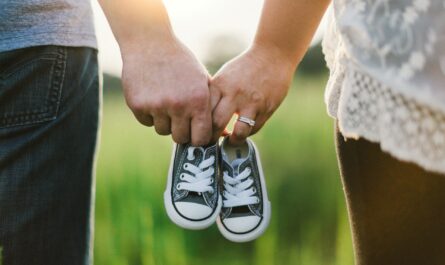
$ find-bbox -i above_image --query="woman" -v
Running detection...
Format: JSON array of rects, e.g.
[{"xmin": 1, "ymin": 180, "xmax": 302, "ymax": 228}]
[{"xmin": 209, "ymin": 0, "xmax": 445, "ymax": 264}]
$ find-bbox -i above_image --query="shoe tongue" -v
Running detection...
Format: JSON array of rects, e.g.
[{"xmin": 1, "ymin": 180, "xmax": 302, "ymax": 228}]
[
  {"xmin": 221, "ymin": 137, "xmax": 249, "ymax": 173},
  {"xmin": 231, "ymin": 158, "xmax": 246, "ymax": 170}
]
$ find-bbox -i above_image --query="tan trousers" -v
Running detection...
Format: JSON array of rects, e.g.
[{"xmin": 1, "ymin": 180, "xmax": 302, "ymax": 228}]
[{"xmin": 335, "ymin": 125, "xmax": 445, "ymax": 265}]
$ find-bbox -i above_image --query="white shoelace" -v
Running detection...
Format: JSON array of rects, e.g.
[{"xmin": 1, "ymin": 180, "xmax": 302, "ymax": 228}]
[
  {"xmin": 176, "ymin": 147, "xmax": 215, "ymax": 194},
  {"xmin": 223, "ymin": 167, "xmax": 259, "ymax": 208}
]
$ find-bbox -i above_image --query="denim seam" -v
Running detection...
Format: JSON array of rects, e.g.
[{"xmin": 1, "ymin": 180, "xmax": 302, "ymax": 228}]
[
  {"xmin": 0, "ymin": 57, "xmax": 58, "ymax": 79},
  {"xmin": 53, "ymin": 47, "xmax": 67, "ymax": 119},
  {"xmin": 0, "ymin": 47, "xmax": 67, "ymax": 128}
]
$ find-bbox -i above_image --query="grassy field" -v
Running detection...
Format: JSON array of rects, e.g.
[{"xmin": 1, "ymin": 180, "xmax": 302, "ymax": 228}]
[{"xmin": 94, "ymin": 74, "xmax": 354, "ymax": 265}]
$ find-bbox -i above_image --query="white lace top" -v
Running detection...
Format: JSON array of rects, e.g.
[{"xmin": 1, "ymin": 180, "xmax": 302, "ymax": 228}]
[{"xmin": 322, "ymin": 0, "xmax": 445, "ymax": 174}]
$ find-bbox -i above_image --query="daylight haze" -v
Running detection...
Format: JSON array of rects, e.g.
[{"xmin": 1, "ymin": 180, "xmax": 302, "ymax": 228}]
[{"xmin": 93, "ymin": 0, "xmax": 326, "ymax": 76}]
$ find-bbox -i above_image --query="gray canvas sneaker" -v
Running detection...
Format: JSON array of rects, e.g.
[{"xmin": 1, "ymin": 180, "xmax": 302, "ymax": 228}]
[
  {"xmin": 164, "ymin": 142, "xmax": 222, "ymax": 230},
  {"xmin": 217, "ymin": 137, "xmax": 271, "ymax": 242}
]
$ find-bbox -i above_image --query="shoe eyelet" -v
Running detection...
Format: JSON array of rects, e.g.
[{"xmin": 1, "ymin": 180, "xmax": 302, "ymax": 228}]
[
  {"xmin": 176, "ymin": 184, "xmax": 181, "ymax": 190},
  {"xmin": 183, "ymin": 163, "xmax": 188, "ymax": 169},
  {"xmin": 180, "ymin": 173, "xmax": 185, "ymax": 180},
  {"xmin": 256, "ymin": 198, "xmax": 260, "ymax": 204},
  {"xmin": 252, "ymin": 187, "xmax": 256, "ymax": 193},
  {"xmin": 210, "ymin": 178, "xmax": 214, "ymax": 183}
]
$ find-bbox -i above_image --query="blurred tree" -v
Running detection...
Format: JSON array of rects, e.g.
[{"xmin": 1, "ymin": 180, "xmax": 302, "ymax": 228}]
[
  {"xmin": 204, "ymin": 35, "xmax": 246, "ymax": 75},
  {"xmin": 204, "ymin": 35, "xmax": 327, "ymax": 76},
  {"xmin": 102, "ymin": 73, "xmax": 123, "ymax": 94},
  {"xmin": 296, "ymin": 42, "xmax": 328, "ymax": 76}
]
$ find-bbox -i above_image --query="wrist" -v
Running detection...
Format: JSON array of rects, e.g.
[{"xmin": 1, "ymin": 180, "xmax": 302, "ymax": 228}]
[
  {"xmin": 119, "ymin": 26, "xmax": 178, "ymax": 59},
  {"xmin": 248, "ymin": 41, "xmax": 297, "ymax": 76}
]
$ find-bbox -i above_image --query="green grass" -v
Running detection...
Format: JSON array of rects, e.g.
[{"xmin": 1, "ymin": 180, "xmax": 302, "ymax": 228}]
[{"xmin": 94, "ymin": 74, "xmax": 354, "ymax": 265}]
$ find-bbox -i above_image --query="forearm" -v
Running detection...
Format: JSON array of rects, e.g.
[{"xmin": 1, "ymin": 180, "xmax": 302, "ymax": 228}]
[
  {"xmin": 253, "ymin": 0, "xmax": 331, "ymax": 67},
  {"xmin": 98, "ymin": 0, "xmax": 176, "ymax": 55}
]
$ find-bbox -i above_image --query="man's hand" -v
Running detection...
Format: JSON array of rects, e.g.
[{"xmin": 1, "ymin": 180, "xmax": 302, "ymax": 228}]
[
  {"xmin": 210, "ymin": 44, "xmax": 295, "ymax": 145},
  {"xmin": 99, "ymin": 0, "xmax": 213, "ymax": 146},
  {"xmin": 122, "ymin": 37, "xmax": 212, "ymax": 146}
]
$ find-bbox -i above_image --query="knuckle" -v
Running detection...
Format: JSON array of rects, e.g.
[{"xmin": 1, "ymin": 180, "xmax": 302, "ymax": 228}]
[
  {"xmin": 167, "ymin": 97, "xmax": 186, "ymax": 111},
  {"xmin": 190, "ymin": 91, "xmax": 210, "ymax": 113},
  {"xmin": 232, "ymin": 85, "xmax": 243, "ymax": 96},
  {"xmin": 146, "ymin": 98, "xmax": 164, "ymax": 113},
  {"xmin": 250, "ymin": 90, "xmax": 265, "ymax": 104},
  {"xmin": 191, "ymin": 89, "xmax": 209, "ymax": 103},
  {"xmin": 126, "ymin": 96, "xmax": 145, "ymax": 114}
]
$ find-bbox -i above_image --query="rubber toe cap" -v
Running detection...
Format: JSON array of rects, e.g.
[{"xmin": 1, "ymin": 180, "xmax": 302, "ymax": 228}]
[
  {"xmin": 174, "ymin": 202, "xmax": 212, "ymax": 220},
  {"xmin": 222, "ymin": 216, "xmax": 261, "ymax": 233}
]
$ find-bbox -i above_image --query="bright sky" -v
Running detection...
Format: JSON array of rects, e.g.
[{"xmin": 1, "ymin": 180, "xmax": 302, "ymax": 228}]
[{"xmin": 92, "ymin": 0, "xmax": 326, "ymax": 76}]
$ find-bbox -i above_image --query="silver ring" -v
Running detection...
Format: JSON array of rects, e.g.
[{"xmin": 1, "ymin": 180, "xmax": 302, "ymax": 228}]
[{"xmin": 238, "ymin": 116, "xmax": 256, "ymax": 127}]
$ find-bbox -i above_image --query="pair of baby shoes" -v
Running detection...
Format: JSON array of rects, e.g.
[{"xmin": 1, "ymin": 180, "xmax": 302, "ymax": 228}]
[{"xmin": 164, "ymin": 137, "xmax": 271, "ymax": 242}]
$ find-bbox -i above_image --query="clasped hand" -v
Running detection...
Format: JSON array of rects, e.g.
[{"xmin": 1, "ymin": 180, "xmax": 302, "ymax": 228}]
[{"xmin": 122, "ymin": 39, "xmax": 295, "ymax": 146}]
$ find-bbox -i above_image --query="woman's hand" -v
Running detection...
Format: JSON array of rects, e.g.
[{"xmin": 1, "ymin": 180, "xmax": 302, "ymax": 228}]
[{"xmin": 209, "ymin": 43, "xmax": 296, "ymax": 144}]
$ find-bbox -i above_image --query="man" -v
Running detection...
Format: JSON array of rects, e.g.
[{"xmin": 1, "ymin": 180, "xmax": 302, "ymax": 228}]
[{"xmin": 0, "ymin": 0, "xmax": 328, "ymax": 264}]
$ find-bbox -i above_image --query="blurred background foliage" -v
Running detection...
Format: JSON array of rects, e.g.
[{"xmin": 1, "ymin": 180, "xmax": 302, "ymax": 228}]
[{"xmin": 95, "ymin": 35, "xmax": 353, "ymax": 265}]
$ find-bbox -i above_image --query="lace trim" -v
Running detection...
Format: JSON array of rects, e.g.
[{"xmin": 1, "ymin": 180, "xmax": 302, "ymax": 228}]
[{"xmin": 335, "ymin": 68, "xmax": 445, "ymax": 174}]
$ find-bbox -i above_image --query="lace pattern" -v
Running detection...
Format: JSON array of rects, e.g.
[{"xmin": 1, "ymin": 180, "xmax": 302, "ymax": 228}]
[
  {"xmin": 336, "ymin": 68, "xmax": 445, "ymax": 174},
  {"xmin": 323, "ymin": 1, "xmax": 445, "ymax": 174}
]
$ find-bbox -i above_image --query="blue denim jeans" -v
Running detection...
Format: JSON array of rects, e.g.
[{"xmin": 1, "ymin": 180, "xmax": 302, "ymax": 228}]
[{"xmin": 0, "ymin": 46, "xmax": 100, "ymax": 265}]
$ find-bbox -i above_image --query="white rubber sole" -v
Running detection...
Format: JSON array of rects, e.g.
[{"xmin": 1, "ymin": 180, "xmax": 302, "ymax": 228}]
[
  {"xmin": 216, "ymin": 139, "xmax": 271, "ymax": 242},
  {"xmin": 164, "ymin": 143, "xmax": 222, "ymax": 230}
]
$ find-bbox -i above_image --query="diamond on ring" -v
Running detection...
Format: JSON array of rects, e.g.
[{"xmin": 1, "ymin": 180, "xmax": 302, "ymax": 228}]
[{"xmin": 238, "ymin": 116, "xmax": 256, "ymax": 127}]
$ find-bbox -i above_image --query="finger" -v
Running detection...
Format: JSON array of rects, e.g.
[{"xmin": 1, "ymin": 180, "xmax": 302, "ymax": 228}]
[
  {"xmin": 171, "ymin": 116, "xmax": 191, "ymax": 144},
  {"xmin": 250, "ymin": 115, "xmax": 268, "ymax": 136},
  {"xmin": 221, "ymin": 128, "xmax": 230, "ymax": 137},
  {"xmin": 230, "ymin": 111, "xmax": 257, "ymax": 146},
  {"xmin": 209, "ymin": 80, "xmax": 222, "ymax": 111},
  {"xmin": 211, "ymin": 97, "xmax": 236, "ymax": 143},
  {"xmin": 134, "ymin": 113, "xmax": 154, "ymax": 127},
  {"xmin": 190, "ymin": 108, "xmax": 212, "ymax": 146},
  {"xmin": 153, "ymin": 115, "xmax": 171, "ymax": 135}
]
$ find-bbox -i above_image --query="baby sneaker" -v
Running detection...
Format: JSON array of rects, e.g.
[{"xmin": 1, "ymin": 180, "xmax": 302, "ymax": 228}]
[
  {"xmin": 217, "ymin": 137, "xmax": 271, "ymax": 242},
  {"xmin": 164, "ymin": 142, "xmax": 222, "ymax": 230}
]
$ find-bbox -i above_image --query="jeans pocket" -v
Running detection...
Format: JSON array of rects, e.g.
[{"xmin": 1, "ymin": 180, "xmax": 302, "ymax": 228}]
[{"xmin": 0, "ymin": 46, "xmax": 66, "ymax": 128}]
